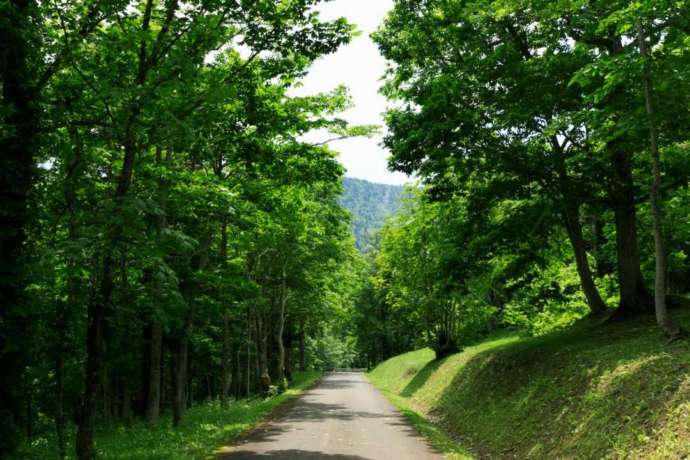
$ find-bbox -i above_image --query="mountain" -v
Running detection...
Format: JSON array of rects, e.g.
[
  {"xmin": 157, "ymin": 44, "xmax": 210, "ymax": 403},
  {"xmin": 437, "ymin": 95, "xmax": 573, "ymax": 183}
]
[{"xmin": 340, "ymin": 177, "xmax": 405, "ymax": 252}]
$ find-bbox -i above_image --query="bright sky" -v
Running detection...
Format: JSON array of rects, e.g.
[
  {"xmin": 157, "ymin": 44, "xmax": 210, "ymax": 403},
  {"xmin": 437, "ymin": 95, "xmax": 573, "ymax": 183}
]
[{"xmin": 292, "ymin": 0, "xmax": 410, "ymax": 186}]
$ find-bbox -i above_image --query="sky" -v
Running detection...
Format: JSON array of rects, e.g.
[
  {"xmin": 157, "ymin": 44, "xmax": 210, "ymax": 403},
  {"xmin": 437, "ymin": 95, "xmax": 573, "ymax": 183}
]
[{"xmin": 291, "ymin": 0, "xmax": 410, "ymax": 186}]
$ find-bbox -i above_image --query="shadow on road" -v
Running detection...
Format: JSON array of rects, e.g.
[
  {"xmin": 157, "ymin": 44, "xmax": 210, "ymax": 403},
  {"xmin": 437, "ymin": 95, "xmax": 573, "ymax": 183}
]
[
  {"xmin": 214, "ymin": 374, "xmax": 440, "ymax": 460},
  {"xmin": 280, "ymin": 401, "xmax": 385, "ymax": 422},
  {"xmin": 314, "ymin": 378, "xmax": 365, "ymax": 390},
  {"xmin": 218, "ymin": 449, "xmax": 370, "ymax": 459}
]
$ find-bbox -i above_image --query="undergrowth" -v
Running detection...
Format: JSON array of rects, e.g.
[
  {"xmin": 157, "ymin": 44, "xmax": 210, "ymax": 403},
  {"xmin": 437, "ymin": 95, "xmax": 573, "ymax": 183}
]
[{"xmin": 16, "ymin": 371, "xmax": 322, "ymax": 460}]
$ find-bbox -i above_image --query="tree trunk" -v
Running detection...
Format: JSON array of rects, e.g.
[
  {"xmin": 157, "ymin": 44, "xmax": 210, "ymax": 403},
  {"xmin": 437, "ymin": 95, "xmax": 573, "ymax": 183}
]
[
  {"xmin": 562, "ymin": 202, "xmax": 608, "ymax": 315},
  {"xmin": 55, "ymin": 124, "xmax": 82, "ymax": 457},
  {"xmin": 220, "ymin": 313, "xmax": 231, "ymax": 406},
  {"xmin": 77, "ymin": 125, "xmax": 138, "ymax": 459},
  {"xmin": 275, "ymin": 267, "xmax": 288, "ymax": 384},
  {"xmin": 285, "ymin": 342, "xmax": 293, "ymax": 382},
  {"xmin": 121, "ymin": 377, "xmax": 132, "ymax": 424},
  {"xmin": 600, "ymin": 39, "xmax": 653, "ymax": 317},
  {"xmin": 146, "ymin": 320, "xmax": 163, "ymax": 424},
  {"xmin": 160, "ymin": 348, "xmax": 168, "ymax": 412},
  {"xmin": 146, "ymin": 145, "xmax": 168, "ymax": 423},
  {"xmin": 219, "ymin": 220, "xmax": 231, "ymax": 406},
  {"xmin": 637, "ymin": 21, "xmax": 681, "ymax": 336},
  {"xmin": 256, "ymin": 315, "xmax": 271, "ymax": 392},
  {"xmin": 172, "ymin": 235, "xmax": 209, "ymax": 426},
  {"xmin": 0, "ymin": 1, "xmax": 36, "ymax": 451},
  {"xmin": 246, "ymin": 316, "xmax": 251, "ymax": 397},
  {"xmin": 172, "ymin": 336, "xmax": 189, "ymax": 428},
  {"xmin": 609, "ymin": 150, "xmax": 654, "ymax": 315},
  {"xmin": 102, "ymin": 366, "xmax": 112, "ymax": 425},
  {"xmin": 589, "ymin": 211, "xmax": 609, "ymax": 277},
  {"xmin": 76, "ymin": 255, "xmax": 114, "ymax": 460},
  {"xmin": 25, "ymin": 385, "xmax": 32, "ymax": 442},
  {"xmin": 233, "ymin": 347, "xmax": 241, "ymax": 399},
  {"xmin": 185, "ymin": 371, "xmax": 192, "ymax": 409},
  {"xmin": 299, "ymin": 320, "xmax": 306, "ymax": 371},
  {"xmin": 55, "ymin": 353, "xmax": 67, "ymax": 459}
]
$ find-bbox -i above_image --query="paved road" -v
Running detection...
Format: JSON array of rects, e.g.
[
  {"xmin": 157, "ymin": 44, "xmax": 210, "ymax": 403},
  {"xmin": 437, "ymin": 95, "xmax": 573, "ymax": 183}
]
[{"xmin": 216, "ymin": 373, "xmax": 444, "ymax": 460}]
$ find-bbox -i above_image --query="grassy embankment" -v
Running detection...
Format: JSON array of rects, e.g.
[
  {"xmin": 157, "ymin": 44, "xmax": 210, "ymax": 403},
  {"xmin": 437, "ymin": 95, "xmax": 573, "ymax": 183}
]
[
  {"xmin": 17, "ymin": 371, "xmax": 321, "ymax": 460},
  {"xmin": 369, "ymin": 311, "xmax": 690, "ymax": 459}
]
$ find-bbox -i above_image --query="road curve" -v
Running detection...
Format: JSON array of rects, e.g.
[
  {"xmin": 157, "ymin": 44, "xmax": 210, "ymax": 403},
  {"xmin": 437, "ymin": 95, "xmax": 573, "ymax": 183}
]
[{"xmin": 216, "ymin": 373, "xmax": 444, "ymax": 460}]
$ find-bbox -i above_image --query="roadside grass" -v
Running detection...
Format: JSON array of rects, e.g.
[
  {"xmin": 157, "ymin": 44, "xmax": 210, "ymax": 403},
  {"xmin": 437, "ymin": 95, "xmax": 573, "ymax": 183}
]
[
  {"xmin": 17, "ymin": 371, "xmax": 321, "ymax": 460},
  {"xmin": 369, "ymin": 311, "xmax": 690, "ymax": 459},
  {"xmin": 376, "ymin": 387, "xmax": 475, "ymax": 460}
]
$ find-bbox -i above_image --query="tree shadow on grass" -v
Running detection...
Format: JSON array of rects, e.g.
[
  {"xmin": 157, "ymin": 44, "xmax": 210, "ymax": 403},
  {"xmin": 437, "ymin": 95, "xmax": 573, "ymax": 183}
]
[
  {"xmin": 400, "ymin": 334, "xmax": 523, "ymax": 399},
  {"xmin": 429, "ymin": 312, "xmax": 690, "ymax": 459},
  {"xmin": 400, "ymin": 358, "xmax": 445, "ymax": 398}
]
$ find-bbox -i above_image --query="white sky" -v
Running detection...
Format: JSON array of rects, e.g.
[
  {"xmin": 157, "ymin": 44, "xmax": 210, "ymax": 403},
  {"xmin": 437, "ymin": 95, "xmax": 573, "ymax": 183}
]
[{"xmin": 292, "ymin": 0, "xmax": 410, "ymax": 186}]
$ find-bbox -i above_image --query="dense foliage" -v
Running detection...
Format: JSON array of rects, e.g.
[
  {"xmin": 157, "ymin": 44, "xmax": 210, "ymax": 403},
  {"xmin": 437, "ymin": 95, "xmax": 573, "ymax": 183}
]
[
  {"xmin": 4, "ymin": 0, "xmax": 690, "ymax": 458},
  {"xmin": 351, "ymin": 0, "xmax": 690, "ymax": 362},
  {"xmin": 340, "ymin": 177, "xmax": 404, "ymax": 251},
  {"xmin": 0, "ymin": 1, "xmax": 366, "ymax": 458}
]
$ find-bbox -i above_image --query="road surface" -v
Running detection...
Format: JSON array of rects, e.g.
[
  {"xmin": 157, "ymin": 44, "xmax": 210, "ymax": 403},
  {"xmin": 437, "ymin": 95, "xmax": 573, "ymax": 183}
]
[{"xmin": 217, "ymin": 373, "xmax": 444, "ymax": 460}]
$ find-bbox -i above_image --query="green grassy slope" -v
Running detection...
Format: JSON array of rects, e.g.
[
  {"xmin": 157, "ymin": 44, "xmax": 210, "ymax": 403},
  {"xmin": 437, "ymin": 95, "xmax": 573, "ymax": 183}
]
[{"xmin": 369, "ymin": 313, "xmax": 690, "ymax": 459}]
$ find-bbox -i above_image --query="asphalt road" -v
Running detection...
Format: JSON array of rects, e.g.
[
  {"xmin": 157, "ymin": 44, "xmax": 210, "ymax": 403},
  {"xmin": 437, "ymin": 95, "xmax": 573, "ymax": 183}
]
[{"xmin": 216, "ymin": 373, "xmax": 444, "ymax": 460}]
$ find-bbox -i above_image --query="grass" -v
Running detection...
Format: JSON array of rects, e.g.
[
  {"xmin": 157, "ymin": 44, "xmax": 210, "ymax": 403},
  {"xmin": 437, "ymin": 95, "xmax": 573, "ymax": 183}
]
[
  {"xmin": 18, "ymin": 371, "xmax": 321, "ymax": 460},
  {"xmin": 375, "ymin": 385, "xmax": 475, "ymax": 460},
  {"xmin": 368, "ymin": 311, "xmax": 690, "ymax": 459}
]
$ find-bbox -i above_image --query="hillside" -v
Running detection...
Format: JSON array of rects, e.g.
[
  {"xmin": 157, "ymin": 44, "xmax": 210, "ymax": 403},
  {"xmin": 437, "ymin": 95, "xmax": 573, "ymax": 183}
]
[
  {"xmin": 368, "ymin": 312, "xmax": 690, "ymax": 460},
  {"xmin": 341, "ymin": 177, "xmax": 405, "ymax": 251}
]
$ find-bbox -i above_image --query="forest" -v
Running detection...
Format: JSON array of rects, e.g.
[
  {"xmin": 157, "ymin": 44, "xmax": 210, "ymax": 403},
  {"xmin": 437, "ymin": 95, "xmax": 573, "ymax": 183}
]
[
  {"xmin": 2, "ymin": 0, "xmax": 690, "ymax": 459},
  {"xmin": 340, "ymin": 177, "xmax": 403, "ymax": 252},
  {"xmin": 355, "ymin": 0, "xmax": 690, "ymax": 361}
]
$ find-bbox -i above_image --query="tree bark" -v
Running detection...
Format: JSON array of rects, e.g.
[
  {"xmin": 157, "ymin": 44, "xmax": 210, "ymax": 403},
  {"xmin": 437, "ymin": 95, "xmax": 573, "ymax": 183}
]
[
  {"xmin": 25, "ymin": 385, "xmax": 32, "ymax": 441},
  {"xmin": 146, "ymin": 320, "xmax": 163, "ymax": 424},
  {"xmin": 121, "ymin": 377, "xmax": 132, "ymax": 424},
  {"xmin": 55, "ymin": 353, "xmax": 66, "ymax": 459},
  {"xmin": 589, "ymin": 211, "xmax": 609, "ymax": 277},
  {"xmin": 146, "ymin": 145, "xmax": 168, "ymax": 423},
  {"xmin": 597, "ymin": 39, "xmax": 654, "ymax": 317},
  {"xmin": 562, "ymin": 202, "xmax": 608, "ymax": 315},
  {"xmin": 245, "ymin": 311, "xmax": 252, "ymax": 398},
  {"xmin": 172, "ymin": 336, "xmax": 189, "ymax": 427},
  {"xmin": 77, "ymin": 122, "xmax": 138, "ymax": 459},
  {"xmin": 0, "ymin": 1, "xmax": 36, "ymax": 451},
  {"xmin": 299, "ymin": 320, "xmax": 306, "ymax": 371},
  {"xmin": 256, "ymin": 314, "xmax": 271, "ymax": 392},
  {"xmin": 220, "ymin": 313, "xmax": 231, "ymax": 406},
  {"xmin": 160, "ymin": 348, "xmax": 168, "ymax": 412},
  {"xmin": 275, "ymin": 265, "xmax": 288, "ymax": 384},
  {"xmin": 56, "ymin": 124, "xmax": 83, "ymax": 458},
  {"xmin": 219, "ymin": 220, "xmax": 231, "ymax": 406},
  {"xmin": 76, "ymin": 255, "xmax": 113, "ymax": 460},
  {"xmin": 102, "ymin": 365, "xmax": 112, "ymax": 425},
  {"xmin": 233, "ymin": 347, "xmax": 241, "ymax": 399},
  {"xmin": 609, "ymin": 149, "xmax": 654, "ymax": 315},
  {"xmin": 637, "ymin": 21, "xmax": 681, "ymax": 336},
  {"xmin": 285, "ymin": 343, "xmax": 293, "ymax": 382},
  {"xmin": 172, "ymin": 233, "xmax": 210, "ymax": 426}
]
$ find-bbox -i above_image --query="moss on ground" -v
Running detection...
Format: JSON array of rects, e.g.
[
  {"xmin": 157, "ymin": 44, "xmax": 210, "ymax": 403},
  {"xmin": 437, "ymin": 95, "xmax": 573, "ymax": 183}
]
[{"xmin": 369, "ymin": 311, "xmax": 690, "ymax": 459}]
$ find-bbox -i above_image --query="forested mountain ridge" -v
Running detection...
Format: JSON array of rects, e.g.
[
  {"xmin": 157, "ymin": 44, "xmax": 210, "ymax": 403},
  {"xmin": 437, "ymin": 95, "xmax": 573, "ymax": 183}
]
[{"xmin": 340, "ymin": 177, "xmax": 405, "ymax": 251}]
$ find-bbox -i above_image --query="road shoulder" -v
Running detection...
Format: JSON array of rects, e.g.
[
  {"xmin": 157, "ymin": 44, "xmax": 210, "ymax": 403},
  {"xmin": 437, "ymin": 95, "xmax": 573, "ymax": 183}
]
[
  {"xmin": 210, "ymin": 371, "xmax": 323, "ymax": 459},
  {"xmin": 366, "ymin": 374, "xmax": 475, "ymax": 460}
]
